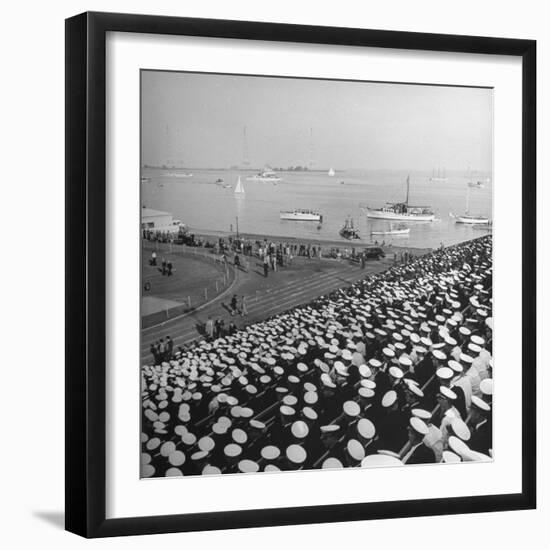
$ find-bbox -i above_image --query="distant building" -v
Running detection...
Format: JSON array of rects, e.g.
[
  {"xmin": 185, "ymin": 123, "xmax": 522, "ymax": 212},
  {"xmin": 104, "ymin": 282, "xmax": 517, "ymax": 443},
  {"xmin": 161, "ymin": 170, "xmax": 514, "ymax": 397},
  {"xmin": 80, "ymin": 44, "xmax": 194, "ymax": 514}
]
[{"xmin": 141, "ymin": 207, "xmax": 173, "ymax": 229}]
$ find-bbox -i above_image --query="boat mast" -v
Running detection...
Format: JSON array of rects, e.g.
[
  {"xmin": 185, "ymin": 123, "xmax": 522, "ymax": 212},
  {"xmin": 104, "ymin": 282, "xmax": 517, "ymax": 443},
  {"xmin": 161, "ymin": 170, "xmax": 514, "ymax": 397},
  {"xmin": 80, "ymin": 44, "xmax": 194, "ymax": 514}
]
[
  {"xmin": 405, "ymin": 175, "xmax": 410, "ymax": 205},
  {"xmin": 465, "ymin": 184, "xmax": 470, "ymax": 214}
]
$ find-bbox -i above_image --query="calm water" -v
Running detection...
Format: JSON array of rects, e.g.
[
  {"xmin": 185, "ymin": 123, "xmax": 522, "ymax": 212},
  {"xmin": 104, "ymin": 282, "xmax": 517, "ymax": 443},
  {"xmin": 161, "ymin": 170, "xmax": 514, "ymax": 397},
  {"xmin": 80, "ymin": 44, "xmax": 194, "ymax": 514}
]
[{"xmin": 141, "ymin": 169, "xmax": 492, "ymax": 249}]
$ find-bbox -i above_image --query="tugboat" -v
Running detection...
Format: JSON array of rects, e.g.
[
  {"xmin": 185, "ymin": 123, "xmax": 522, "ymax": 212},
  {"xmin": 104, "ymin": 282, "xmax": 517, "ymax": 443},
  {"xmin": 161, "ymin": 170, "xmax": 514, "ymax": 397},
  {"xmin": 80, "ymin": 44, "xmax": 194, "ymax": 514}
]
[{"xmin": 340, "ymin": 216, "xmax": 360, "ymax": 240}]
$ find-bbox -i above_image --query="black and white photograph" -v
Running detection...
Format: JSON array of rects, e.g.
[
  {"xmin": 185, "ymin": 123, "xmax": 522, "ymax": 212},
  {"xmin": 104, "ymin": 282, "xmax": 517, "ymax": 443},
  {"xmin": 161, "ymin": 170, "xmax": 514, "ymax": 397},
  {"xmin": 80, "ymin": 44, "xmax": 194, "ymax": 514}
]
[{"xmin": 140, "ymin": 70, "xmax": 494, "ymax": 478}]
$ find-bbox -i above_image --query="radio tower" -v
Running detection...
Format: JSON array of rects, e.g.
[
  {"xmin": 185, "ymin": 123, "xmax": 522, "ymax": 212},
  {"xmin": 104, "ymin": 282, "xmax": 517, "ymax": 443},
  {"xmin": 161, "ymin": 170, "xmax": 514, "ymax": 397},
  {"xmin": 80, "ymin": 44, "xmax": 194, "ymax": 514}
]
[
  {"xmin": 308, "ymin": 127, "xmax": 314, "ymax": 171},
  {"xmin": 242, "ymin": 126, "xmax": 250, "ymax": 167}
]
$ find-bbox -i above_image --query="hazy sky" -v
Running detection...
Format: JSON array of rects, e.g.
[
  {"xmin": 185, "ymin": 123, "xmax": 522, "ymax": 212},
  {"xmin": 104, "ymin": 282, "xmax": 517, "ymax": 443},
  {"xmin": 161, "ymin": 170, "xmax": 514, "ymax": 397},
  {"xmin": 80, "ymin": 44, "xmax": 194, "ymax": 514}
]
[{"xmin": 141, "ymin": 70, "xmax": 493, "ymax": 171}]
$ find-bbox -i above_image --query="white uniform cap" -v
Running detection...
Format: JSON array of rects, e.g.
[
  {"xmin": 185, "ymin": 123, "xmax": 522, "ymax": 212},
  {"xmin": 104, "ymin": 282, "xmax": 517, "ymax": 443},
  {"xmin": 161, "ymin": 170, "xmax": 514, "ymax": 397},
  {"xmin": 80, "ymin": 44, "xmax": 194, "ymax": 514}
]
[
  {"xmin": 286, "ymin": 444, "xmax": 307, "ymax": 464},
  {"xmin": 250, "ymin": 419, "xmax": 266, "ymax": 430},
  {"xmin": 264, "ymin": 464, "xmax": 280, "ymax": 472},
  {"xmin": 480, "ymin": 378, "xmax": 494, "ymax": 396},
  {"xmin": 460, "ymin": 353, "xmax": 474, "ymax": 364},
  {"xmin": 343, "ymin": 400, "xmax": 361, "ymax": 417},
  {"xmin": 202, "ymin": 465, "xmax": 222, "ymax": 475},
  {"xmin": 283, "ymin": 395, "xmax": 298, "ymax": 407},
  {"xmin": 411, "ymin": 408, "xmax": 432, "ymax": 420},
  {"xmin": 358, "ymin": 387, "xmax": 375, "ymax": 399},
  {"xmin": 181, "ymin": 433, "xmax": 197, "ymax": 446},
  {"xmin": 342, "ymin": 349, "xmax": 353, "ymax": 361},
  {"xmin": 459, "ymin": 326, "xmax": 471, "ymax": 336},
  {"xmin": 238, "ymin": 459, "xmax": 260, "ymax": 473},
  {"xmin": 406, "ymin": 382, "xmax": 424, "ymax": 398},
  {"xmin": 399, "ymin": 356, "xmax": 413, "ymax": 368},
  {"xmin": 439, "ymin": 386, "xmax": 457, "ymax": 400},
  {"xmin": 232, "ymin": 428, "xmax": 248, "ymax": 444},
  {"xmin": 347, "ymin": 439, "xmax": 366, "ymax": 461},
  {"xmin": 168, "ymin": 450, "xmax": 186, "ymax": 467},
  {"xmin": 436, "ymin": 367, "xmax": 454, "ymax": 380},
  {"xmin": 381, "ymin": 390, "xmax": 397, "ymax": 408},
  {"xmin": 304, "ymin": 391, "xmax": 318, "ymax": 405},
  {"xmin": 471, "ymin": 395, "xmax": 491, "ymax": 412},
  {"xmin": 360, "ymin": 379, "xmax": 376, "ymax": 390},
  {"xmin": 357, "ymin": 418, "xmax": 376, "ymax": 439},
  {"xmin": 304, "ymin": 382, "xmax": 317, "ymax": 392},
  {"xmin": 198, "ymin": 436, "xmax": 215, "ymax": 452},
  {"xmin": 302, "ymin": 406, "xmax": 318, "ymax": 420},
  {"xmin": 382, "ymin": 347, "xmax": 395, "ymax": 358},
  {"xmin": 160, "ymin": 441, "xmax": 176, "ymax": 457},
  {"xmin": 450, "ymin": 418, "xmax": 471, "ymax": 441},
  {"xmin": 291, "ymin": 420, "xmax": 309, "ymax": 439},
  {"xmin": 224, "ymin": 443, "xmax": 242, "ymax": 457},
  {"xmin": 368, "ymin": 359, "xmax": 382, "ymax": 368},
  {"xmin": 280, "ymin": 405, "xmax": 296, "ymax": 417},
  {"xmin": 320, "ymin": 424, "xmax": 340, "ymax": 434},
  {"xmin": 468, "ymin": 343, "xmax": 482, "ymax": 354},
  {"xmin": 361, "ymin": 454, "xmax": 403, "ymax": 468},
  {"xmin": 389, "ymin": 366, "xmax": 404, "ymax": 379},
  {"xmin": 190, "ymin": 450, "xmax": 208, "ymax": 461},
  {"xmin": 261, "ymin": 445, "xmax": 281, "ymax": 460},
  {"xmin": 409, "ymin": 416, "xmax": 429, "ymax": 436},
  {"xmin": 448, "ymin": 435, "xmax": 470, "ymax": 457},
  {"xmin": 322, "ymin": 457, "xmax": 344, "ymax": 469},
  {"xmin": 447, "ymin": 360, "xmax": 463, "ymax": 373},
  {"xmin": 165, "ymin": 467, "xmax": 183, "ymax": 477},
  {"xmin": 462, "ymin": 450, "xmax": 492, "ymax": 462},
  {"xmin": 441, "ymin": 450, "xmax": 461, "ymax": 463},
  {"xmin": 433, "ymin": 350, "xmax": 447, "ymax": 361},
  {"xmin": 359, "ymin": 364, "xmax": 372, "ymax": 378},
  {"xmin": 141, "ymin": 464, "xmax": 156, "ymax": 478},
  {"xmin": 471, "ymin": 335, "xmax": 485, "ymax": 346}
]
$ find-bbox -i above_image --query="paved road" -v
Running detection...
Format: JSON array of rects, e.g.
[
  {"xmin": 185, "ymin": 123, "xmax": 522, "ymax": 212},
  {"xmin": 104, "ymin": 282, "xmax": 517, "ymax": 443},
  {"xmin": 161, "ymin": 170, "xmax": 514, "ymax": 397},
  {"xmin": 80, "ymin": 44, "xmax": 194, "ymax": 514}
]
[{"xmin": 141, "ymin": 256, "xmax": 393, "ymax": 364}]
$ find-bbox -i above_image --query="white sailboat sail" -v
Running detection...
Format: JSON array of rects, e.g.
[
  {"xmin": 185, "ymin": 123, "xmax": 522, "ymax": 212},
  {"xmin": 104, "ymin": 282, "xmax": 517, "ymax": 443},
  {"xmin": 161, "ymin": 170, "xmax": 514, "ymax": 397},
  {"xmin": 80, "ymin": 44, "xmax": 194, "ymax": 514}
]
[
  {"xmin": 234, "ymin": 176, "xmax": 245, "ymax": 195},
  {"xmin": 328, "ymin": 167, "xmax": 335, "ymax": 177}
]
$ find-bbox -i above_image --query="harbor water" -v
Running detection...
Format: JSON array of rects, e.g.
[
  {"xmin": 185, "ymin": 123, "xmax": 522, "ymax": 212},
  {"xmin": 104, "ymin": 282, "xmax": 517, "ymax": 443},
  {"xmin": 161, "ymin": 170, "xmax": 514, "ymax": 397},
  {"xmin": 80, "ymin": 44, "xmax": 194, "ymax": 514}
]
[{"xmin": 141, "ymin": 169, "xmax": 492, "ymax": 249}]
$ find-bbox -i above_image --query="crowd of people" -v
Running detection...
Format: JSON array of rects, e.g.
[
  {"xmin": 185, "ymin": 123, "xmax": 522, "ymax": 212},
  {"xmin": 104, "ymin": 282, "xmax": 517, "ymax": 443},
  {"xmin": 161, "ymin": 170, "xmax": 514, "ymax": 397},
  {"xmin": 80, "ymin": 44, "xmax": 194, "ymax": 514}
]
[{"xmin": 141, "ymin": 235, "xmax": 493, "ymax": 478}]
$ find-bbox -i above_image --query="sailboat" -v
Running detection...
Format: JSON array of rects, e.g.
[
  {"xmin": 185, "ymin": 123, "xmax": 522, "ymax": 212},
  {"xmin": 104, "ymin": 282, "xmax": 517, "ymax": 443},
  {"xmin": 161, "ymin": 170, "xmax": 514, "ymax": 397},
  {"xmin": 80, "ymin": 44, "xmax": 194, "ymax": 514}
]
[
  {"xmin": 234, "ymin": 176, "xmax": 245, "ymax": 195},
  {"xmin": 451, "ymin": 184, "xmax": 489, "ymax": 224},
  {"xmin": 328, "ymin": 167, "xmax": 335, "ymax": 177},
  {"xmin": 362, "ymin": 175, "xmax": 435, "ymax": 221},
  {"xmin": 430, "ymin": 167, "xmax": 448, "ymax": 182}
]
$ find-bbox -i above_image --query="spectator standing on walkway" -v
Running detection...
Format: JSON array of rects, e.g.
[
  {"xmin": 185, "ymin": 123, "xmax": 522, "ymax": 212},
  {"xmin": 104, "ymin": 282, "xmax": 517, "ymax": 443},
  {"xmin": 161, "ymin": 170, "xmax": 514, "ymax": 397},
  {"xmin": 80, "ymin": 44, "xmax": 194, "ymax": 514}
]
[
  {"xmin": 150, "ymin": 251, "xmax": 157, "ymax": 266},
  {"xmin": 230, "ymin": 294, "xmax": 238, "ymax": 316},
  {"xmin": 240, "ymin": 295, "xmax": 248, "ymax": 317},
  {"xmin": 263, "ymin": 255, "xmax": 269, "ymax": 277},
  {"xmin": 205, "ymin": 316, "xmax": 214, "ymax": 340}
]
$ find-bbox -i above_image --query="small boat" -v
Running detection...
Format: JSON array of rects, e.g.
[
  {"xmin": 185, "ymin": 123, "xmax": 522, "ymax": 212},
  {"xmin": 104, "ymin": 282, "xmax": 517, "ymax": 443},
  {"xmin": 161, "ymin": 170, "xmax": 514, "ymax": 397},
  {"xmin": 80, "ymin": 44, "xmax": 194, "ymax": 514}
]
[
  {"xmin": 140, "ymin": 176, "xmax": 151, "ymax": 183},
  {"xmin": 328, "ymin": 167, "xmax": 335, "ymax": 177},
  {"xmin": 246, "ymin": 169, "xmax": 282, "ymax": 182},
  {"xmin": 215, "ymin": 178, "xmax": 224, "ymax": 184},
  {"xmin": 430, "ymin": 167, "xmax": 448, "ymax": 182},
  {"xmin": 371, "ymin": 224, "xmax": 410, "ymax": 236},
  {"xmin": 340, "ymin": 216, "xmax": 360, "ymax": 240},
  {"xmin": 468, "ymin": 180, "xmax": 485, "ymax": 189},
  {"xmin": 164, "ymin": 171, "xmax": 192, "ymax": 178},
  {"xmin": 234, "ymin": 176, "xmax": 245, "ymax": 195},
  {"xmin": 340, "ymin": 180, "xmax": 345, "ymax": 185},
  {"xmin": 363, "ymin": 175, "xmax": 435, "ymax": 222},
  {"xmin": 280, "ymin": 209, "xmax": 322, "ymax": 222}
]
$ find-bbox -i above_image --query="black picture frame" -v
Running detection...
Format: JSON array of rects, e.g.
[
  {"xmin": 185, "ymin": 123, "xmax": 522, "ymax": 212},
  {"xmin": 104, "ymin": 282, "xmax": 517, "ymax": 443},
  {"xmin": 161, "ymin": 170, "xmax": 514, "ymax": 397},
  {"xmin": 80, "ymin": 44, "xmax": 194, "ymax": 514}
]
[{"xmin": 65, "ymin": 11, "xmax": 536, "ymax": 538}]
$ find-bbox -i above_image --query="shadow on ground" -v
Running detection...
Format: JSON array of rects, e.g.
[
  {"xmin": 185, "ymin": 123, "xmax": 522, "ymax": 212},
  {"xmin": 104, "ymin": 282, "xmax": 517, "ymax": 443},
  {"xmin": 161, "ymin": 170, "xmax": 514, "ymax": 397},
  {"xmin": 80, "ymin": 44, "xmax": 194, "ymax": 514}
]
[{"xmin": 33, "ymin": 510, "xmax": 65, "ymax": 530}]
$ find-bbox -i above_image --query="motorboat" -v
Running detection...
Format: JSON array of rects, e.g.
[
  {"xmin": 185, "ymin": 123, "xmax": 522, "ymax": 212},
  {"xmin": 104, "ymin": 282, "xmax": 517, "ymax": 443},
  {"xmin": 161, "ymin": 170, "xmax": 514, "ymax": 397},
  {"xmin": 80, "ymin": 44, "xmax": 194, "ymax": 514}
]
[
  {"xmin": 363, "ymin": 175, "xmax": 435, "ymax": 222},
  {"xmin": 280, "ymin": 209, "xmax": 322, "ymax": 222}
]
